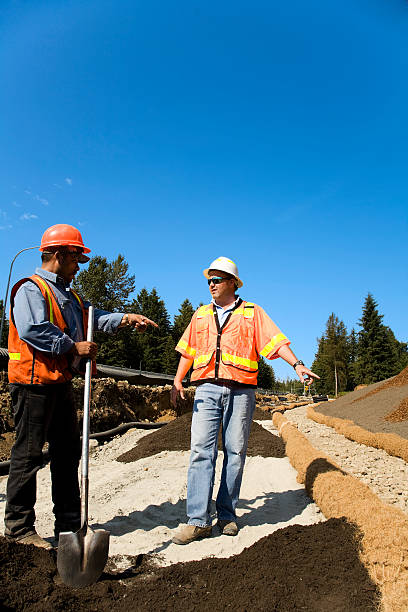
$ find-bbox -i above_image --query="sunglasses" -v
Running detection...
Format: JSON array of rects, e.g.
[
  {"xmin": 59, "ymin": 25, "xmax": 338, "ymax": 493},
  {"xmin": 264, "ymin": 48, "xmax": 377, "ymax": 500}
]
[
  {"xmin": 63, "ymin": 250, "xmax": 89, "ymax": 263},
  {"xmin": 207, "ymin": 277, "xmax": 230, "ymax": 285},
  {"xmin": 65, "ymin": 250, "xmax": 82, "ymax": 261}
]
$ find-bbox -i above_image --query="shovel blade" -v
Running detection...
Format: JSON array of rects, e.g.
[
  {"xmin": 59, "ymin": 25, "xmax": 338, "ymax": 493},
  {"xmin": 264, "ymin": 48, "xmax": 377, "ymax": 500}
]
[{"xmin": 57, "ymin": 526, "xmax": 110, "ymax": 588}]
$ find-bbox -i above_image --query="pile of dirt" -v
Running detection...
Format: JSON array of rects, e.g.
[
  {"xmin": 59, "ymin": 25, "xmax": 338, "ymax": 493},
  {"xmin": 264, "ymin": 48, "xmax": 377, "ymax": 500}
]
[
  {"xmin": 314, "ymin": 367, "xmax": 408, "ymax": 439},
  {"xmin": 0, "ymin": 518, "xmax": 379, "ymax": 611},
  {"xmin": 385, "ymin": 397, "xmax": 408, "ymax": 423},
  {"xmin": 117, "ymin": 410, "xmax": 286, "ymax": 463},
  {"xmin": 0, "ymin": 376, "xmax": 196, "ymax": 435},
  {"xmin": 353, "ymin": 366, "xmax": 408, "ymax": 402}
]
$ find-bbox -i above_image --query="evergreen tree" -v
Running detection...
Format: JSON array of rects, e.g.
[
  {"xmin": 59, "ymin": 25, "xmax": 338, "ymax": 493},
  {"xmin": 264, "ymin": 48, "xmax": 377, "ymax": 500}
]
[
  {"xmin": 258, "ymin": 357, "xmax": 276, "ymax": 390},
  {"xmin": 311, "ymin": 313, "xmax": 349, "ymax": 396},
  {"xmin": 73, "ymin": 254, "xmax": 135, "ymax": 311},
  {"xmin": 347, "ymin": 328, "xmax": 359, "ymax": 390},
  {"xmin": 73, "ymin": 254, "xmax": 135, "ymax": 366},
  {"xmin": 128, "ymin": 288, "xmax": 172, "ymax": 372},
  {"xmin": 355, "ymin": 294, "xmax": 402, "ymax": 384},
  {"xmin": 162, "ymin": 335, "xmax": 179, "ymax": 375},
  {"xmin": 172, "ymin": 299, "xmax": 195, "ymax": 343},
  {"xmin": 383, "ymin": 327, "xmax": 408, "ymax": 373}
]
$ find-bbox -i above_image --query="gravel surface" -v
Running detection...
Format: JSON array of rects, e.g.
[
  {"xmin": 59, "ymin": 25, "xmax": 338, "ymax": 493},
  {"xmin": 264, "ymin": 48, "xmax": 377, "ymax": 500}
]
[{"xmin": 282, "ymin": 404, "xmax": 408, "ymax": 514}]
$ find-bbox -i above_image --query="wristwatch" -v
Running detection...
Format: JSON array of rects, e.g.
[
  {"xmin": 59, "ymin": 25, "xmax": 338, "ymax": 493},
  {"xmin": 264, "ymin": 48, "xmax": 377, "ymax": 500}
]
[
  {"xmin": 122, "ymin": 314, "xmax": 131, "ymax": 326},
  {"xmin": 292, "ymin": 360, "xmax": 305, "ymax": 369}
]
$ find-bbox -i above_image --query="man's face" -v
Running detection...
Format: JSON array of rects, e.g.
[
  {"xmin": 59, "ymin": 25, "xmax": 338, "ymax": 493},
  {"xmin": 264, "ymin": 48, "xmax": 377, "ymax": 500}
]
[
  {"xmin": 56, "ymin": 248, "xmax": 83, "ymax": 283},
  {"xmin": 207, "ymin": 269, "xmax": 236, "ymax": 301}
]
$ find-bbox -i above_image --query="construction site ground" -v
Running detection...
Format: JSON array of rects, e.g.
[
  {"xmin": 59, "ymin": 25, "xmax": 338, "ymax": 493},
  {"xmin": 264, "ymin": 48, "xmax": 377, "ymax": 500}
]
[{"xmin": 1, "ymin": 369, "xmax": 408, "ymax": 611}]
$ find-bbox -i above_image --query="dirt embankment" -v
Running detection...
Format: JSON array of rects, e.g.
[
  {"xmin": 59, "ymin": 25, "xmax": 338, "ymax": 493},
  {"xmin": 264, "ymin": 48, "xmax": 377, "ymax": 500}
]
[
  {"xmin": 314, "ymin": 366, "xmax": 408, "ymax": 439},
  {"xmin": 0, "ymin": 373, "xmax": 196, "ymax": 435}
]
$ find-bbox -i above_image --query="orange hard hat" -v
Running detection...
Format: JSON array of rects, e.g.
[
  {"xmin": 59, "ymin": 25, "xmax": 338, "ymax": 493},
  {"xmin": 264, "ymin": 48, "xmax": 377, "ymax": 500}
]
[{"xmin": 39, "ymin": 224, "xmax": 91, "ymax": 254}]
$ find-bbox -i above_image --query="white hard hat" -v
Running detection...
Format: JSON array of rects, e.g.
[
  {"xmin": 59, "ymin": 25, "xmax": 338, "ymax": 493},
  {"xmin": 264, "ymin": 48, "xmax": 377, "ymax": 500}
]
[{"xmin": 203, "ymin": 256, "xmax": 243, "ymax": 288}]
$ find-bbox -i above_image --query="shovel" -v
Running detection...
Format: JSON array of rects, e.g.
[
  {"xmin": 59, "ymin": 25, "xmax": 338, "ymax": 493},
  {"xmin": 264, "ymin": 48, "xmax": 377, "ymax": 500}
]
[{"xmin": 57, "ymin": 306, "xmax": 110, "ymax": 588}]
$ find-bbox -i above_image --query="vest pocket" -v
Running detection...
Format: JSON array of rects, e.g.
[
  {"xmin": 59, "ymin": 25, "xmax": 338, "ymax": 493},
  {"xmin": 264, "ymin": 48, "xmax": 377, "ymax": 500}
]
[
  {"xmin": 221, "ymin": 352, "xmax": 258, "ymax": 372},
  {"xmin": 193, "ymin": 350, "xmax": 214, "ymax": 369}
]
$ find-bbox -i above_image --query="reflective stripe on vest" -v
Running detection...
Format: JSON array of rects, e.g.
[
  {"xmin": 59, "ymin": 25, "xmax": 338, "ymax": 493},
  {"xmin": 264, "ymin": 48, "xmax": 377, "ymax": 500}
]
[
  {"xmin": 196, "ymin": 305, "xmax": 214, "ymax": 319},
  {"xmin": 260, "ymin": 333, "xmax": 289, "ymax": 358},
  {"xmin": 34, "ymin": 276, "xmax": 55, "ymax": 324},
  {"xmin": 193, "ymin": 352, "xmax": 213, "ymax": 368},
  {"xmin": 177, "ymin": 339, "xmax": 196, "ymax": 358},
  {"xmin": 9, "ymin": 352, "xmax": 21, "ymax": 360},
  {"xmin": 70, "ymin": 289, "xmax": 82, "ymax": 306},
  {"xmin": 221, "ymin": 352, "xmax": 258, "ymax": 370},
  {"xmin": 231, "ymin": 303, "xmax": 254, "ymax": 318}
]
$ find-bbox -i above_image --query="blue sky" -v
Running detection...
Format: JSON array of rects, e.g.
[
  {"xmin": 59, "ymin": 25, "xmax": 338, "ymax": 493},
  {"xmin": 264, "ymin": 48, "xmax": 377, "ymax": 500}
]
[{"xmin": 0, "ymin": 0, "xmax": 407, "ymax": 379}]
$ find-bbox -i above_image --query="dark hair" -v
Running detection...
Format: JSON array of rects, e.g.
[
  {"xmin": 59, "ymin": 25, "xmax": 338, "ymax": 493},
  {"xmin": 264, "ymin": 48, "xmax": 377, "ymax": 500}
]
[{"xmin": 41, "ymin": 246, "xmax": 67, "ymax": 263}]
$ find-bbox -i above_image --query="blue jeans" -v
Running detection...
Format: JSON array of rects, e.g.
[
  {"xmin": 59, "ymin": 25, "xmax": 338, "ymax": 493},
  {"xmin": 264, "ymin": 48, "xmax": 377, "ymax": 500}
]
[{"xmin": 187, "ymin": 382, "xmax": 255, "ymax": 527}]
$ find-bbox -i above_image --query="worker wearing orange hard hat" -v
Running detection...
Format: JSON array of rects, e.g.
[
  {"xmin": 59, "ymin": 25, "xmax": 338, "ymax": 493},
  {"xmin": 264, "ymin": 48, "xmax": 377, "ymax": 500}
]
[
  {"xmin": 4, "ymin": 224, "xmax": 157, "ymax": 549},
  {"xmin": 171, "ymin": 256, "xmax": 319, "ymax": 545}
]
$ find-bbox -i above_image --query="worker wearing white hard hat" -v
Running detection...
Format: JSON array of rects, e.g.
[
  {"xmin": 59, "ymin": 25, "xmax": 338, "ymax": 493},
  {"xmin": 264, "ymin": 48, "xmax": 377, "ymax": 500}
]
[
  {"xmin": 170, "ymin": 256, "xmax": 319, "ymax": 545},
  {"xmin": 203, "ymin": 257, "xmax": 243, "ymax": 288}
]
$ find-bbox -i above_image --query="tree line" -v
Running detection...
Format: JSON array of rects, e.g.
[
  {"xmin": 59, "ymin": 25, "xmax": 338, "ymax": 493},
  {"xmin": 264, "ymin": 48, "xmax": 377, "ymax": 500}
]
[
  {"xmin": 311, "ymin": 294, "xmax": 408, "ymax": 396},
  {"xmin": 2, "ymin": 255, "xmax": 405, "ymax": 394}
]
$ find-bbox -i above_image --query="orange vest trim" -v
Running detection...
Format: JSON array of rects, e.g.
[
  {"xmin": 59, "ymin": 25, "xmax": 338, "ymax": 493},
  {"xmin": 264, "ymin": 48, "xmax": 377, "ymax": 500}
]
[
  {"xmin": 176, "ymin": 300, "xmax": 290, "ymax": 386},
  {"xmin": 8, "ymin": 275, "xmax": 89, "ymax": 385}
]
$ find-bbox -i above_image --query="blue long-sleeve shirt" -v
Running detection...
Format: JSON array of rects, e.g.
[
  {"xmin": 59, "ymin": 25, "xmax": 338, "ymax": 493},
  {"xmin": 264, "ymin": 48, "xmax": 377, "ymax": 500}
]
[{"xmin": 12, "ymin": 268, "xmax": 123, "ymax": 356}]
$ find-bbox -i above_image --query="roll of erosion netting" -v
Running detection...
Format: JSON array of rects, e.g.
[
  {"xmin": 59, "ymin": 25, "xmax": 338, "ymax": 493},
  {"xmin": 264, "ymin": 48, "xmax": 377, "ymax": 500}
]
[
  {"xmin": 273, "ymin": 411, "xmax": 408, "ymax": 612},
  {"xmin": 307, "ymin": 405, "xmax": 408, "ymax": 463}
]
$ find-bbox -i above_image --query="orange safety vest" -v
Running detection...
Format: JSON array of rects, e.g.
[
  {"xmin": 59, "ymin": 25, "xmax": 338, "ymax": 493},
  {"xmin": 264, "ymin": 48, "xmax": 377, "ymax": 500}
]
[
  {"xmin": 176, "ymin": 299, "xmax": 290, "ymax": 386},
  {"xmin": 8, "ymin": 275, "xmax": 90, "ymax": 385}
]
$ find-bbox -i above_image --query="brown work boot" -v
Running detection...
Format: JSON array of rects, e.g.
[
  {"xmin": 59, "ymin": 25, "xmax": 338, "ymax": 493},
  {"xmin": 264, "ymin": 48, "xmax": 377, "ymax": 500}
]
[
  {"xmin": 217, "ymin": 520, "xmax": 239, "ymax": 536},
  {"xmin": 172, "ymin": 524, "xmax": 212, "ymax": 545},
  {"xmin": 11, "ymin": 531, "xmax": 53, "ymax": 549}
]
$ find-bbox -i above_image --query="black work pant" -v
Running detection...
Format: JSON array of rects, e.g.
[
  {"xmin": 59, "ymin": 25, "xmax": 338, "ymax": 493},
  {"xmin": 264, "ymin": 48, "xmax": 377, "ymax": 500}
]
[{"xmin": 4, "ymin": 382, "xmax": 81, "ymax": 538}]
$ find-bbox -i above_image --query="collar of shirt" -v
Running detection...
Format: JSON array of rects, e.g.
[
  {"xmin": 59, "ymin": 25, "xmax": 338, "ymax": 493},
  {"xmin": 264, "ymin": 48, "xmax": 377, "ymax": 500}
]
[
  {"xmin": 35, "ymin": 267, "xmax": 71, "ymax": 290},
  {"xmin": 211, "ymin": 296, "xmax": 240, "ymax": 326}
]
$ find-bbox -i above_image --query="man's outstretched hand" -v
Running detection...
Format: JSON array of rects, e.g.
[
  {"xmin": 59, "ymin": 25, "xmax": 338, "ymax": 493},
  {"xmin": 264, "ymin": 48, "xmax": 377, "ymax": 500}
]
[
  {"xmin": 294, "ymin": 364, "xmax": 320, "ymax": 385},
  {"xmin": 121, "ymin": 314, "xmax": 158, "ymax": 332}
]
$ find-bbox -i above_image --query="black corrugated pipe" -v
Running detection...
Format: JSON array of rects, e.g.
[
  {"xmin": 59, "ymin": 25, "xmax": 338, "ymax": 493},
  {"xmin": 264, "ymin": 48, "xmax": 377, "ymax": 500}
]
[{"xmin": 0, "ymin": 420, "xmax": 170, "ymax": 476}]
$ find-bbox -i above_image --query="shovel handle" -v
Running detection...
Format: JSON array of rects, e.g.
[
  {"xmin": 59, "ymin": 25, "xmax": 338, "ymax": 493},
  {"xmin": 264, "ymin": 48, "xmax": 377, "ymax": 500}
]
[{"xmin": 81, "ymin": 305, "xmax": 94, "ymax": 523}]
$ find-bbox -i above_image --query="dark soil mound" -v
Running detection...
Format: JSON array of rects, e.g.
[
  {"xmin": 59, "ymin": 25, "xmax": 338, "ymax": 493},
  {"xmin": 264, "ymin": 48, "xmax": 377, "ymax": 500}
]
[
  {"xmin": 386, "ymin": 397, "xmax": 408, "ymax": 422},
  {"xmin": 117, "ymin": 411, "xmax": 285, "ymax": 463},
  {"xmin": 253, "ymin": 406, "xmax": 278, "ymax": 420},
  {"xmin": 0, "ymin": 518, "xmax": 379, "ymax": 612},
  {"xmin": 314, "ymin": 369, "xmax": 408, "ymax": 439}
]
